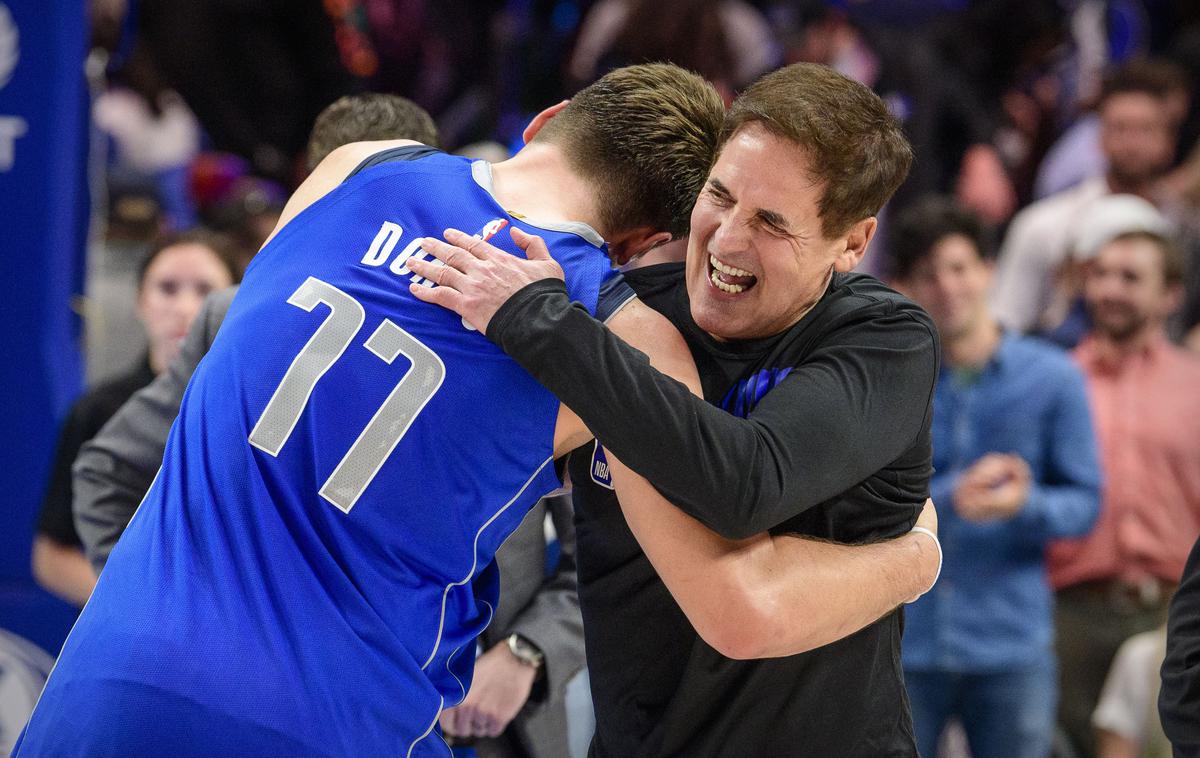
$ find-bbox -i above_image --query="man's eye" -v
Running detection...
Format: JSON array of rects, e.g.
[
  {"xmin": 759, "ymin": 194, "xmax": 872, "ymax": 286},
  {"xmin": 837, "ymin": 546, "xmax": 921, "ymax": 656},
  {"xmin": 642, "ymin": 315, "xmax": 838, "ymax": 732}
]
[{"xmin": 758, "ymin": 219, "xmax": 788, "ymax": 237}]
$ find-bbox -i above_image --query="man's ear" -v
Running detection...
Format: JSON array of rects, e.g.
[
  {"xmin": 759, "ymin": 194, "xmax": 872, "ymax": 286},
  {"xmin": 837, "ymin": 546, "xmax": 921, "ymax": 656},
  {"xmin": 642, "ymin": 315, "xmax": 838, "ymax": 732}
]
[
  {"xmin": 833, "ymin": 216, "xmax": 877, "ymax": 273},
  {"xmin": 522, "ymin": 100, "xmax": 570, "ymax": 144},
  {"xmin": 607, "ymin": 229, "xmax": 673, "ymax": 266}
]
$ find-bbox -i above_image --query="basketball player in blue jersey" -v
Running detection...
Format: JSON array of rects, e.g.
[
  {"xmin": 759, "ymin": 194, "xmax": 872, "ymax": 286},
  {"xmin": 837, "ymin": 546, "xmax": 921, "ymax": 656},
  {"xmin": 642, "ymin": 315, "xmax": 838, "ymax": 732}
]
[{"xmin": 17, "ymin": 64, "xmax": 939, "ymax": 756}]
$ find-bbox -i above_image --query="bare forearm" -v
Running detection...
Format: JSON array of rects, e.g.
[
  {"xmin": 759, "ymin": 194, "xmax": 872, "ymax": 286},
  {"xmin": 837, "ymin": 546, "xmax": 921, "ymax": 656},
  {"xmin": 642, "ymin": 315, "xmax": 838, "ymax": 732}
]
[
  {"xmin": 746, "ymin": 529, "xmax": 935, "ymax": 657},
  {"xmin": 32, "ymin": 535, "xmax": 98, "ymax": 607},
  {"xmin": 608, "ymin": 454, "xmax": 938, "ymax": 659}
]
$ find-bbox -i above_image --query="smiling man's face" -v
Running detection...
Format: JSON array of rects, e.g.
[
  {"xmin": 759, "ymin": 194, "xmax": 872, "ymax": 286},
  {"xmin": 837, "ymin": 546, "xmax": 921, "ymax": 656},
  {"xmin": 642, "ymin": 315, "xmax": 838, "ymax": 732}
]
[{"xmin": 686, "ymin": 123, "xmax": 868, "ymax": 341}]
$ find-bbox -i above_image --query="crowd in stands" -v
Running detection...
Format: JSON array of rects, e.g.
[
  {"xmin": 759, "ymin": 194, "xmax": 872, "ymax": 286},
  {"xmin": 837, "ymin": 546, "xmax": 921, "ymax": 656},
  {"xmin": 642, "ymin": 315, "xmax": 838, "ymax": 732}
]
[{"xmin": 20, "ymin": 1, "xmax": 1200, "ymax": 757}]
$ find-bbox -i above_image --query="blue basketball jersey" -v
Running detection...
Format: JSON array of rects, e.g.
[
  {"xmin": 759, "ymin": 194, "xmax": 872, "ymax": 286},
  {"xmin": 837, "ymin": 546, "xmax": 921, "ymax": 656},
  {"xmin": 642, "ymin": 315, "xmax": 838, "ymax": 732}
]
[{"xmin": 18, "ymin": 151, "xmax": 615, "ymax": 757}]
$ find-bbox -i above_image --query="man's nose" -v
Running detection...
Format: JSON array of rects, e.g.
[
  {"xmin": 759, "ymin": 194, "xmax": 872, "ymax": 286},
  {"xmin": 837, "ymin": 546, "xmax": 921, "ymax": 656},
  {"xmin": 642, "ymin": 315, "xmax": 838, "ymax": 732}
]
[{"xmin": 710, "ymin": 213, "xmax": 750, "ymax": 255}]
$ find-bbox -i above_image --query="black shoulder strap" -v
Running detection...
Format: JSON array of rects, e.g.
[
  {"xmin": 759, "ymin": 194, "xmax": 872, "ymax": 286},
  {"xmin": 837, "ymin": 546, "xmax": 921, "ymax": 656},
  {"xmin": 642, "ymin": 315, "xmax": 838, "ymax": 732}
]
[
  {"xmin": 347, "ymin": 145, "xmax": 442, "ymax": 179},
  {"xmin": 595, "ymin": 273, "xmax": 636, "ymax": 323}
]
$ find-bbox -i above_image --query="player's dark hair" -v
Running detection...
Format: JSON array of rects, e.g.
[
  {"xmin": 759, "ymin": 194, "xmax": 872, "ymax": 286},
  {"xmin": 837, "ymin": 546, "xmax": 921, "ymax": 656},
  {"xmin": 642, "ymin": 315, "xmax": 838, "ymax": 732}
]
[
  {"xmin": 138, "ymin": 227, "xmax": 242, "ymax": 288},
  {"xmin": 532, "ymin": 63, "xmax": 725, "ymax": 239},
  {"xmin": 722, "ymin": 63, "xmax": 913, "ymax": 238},
  {"xmin": 306, "ymin": 94, "xmax": 441, "ymax": 171},
  {"xmin": 890, "ymin": 196, "xmax": 993, "ymax": 280}
]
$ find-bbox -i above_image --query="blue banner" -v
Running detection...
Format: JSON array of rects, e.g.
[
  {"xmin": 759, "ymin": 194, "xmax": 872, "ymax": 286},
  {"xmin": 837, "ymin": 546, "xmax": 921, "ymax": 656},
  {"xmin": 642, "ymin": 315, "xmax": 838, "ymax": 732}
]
[{"xmin": 0, "ymin": 0, "xmax": 89, "ymax": 654}]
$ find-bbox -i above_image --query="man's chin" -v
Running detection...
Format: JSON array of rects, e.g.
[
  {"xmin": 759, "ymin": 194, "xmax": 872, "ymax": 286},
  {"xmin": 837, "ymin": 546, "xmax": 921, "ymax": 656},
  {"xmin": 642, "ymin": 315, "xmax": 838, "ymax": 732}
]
[
  {"xmin": 690, "ymin": 297, "xmax": 743, "ymax": 342},
  {"xmin": 1095, "ymin": 321, "xmax": 1141, "ymax": 343}
]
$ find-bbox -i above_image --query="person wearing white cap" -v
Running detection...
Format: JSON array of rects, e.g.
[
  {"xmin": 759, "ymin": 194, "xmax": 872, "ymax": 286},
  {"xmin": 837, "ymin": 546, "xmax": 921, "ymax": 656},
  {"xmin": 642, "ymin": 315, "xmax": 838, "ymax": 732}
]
[
  {"xmin": 990, "ymin": 60, "xmax": 1185, "ymax": 336},
  {"xmin": 1049, "ymin": 225, "xmax": 1200, "ymax": 757},
  {"xmin": 1037, "ymin": 194, "xmax": 1174, "ymax": 349}
]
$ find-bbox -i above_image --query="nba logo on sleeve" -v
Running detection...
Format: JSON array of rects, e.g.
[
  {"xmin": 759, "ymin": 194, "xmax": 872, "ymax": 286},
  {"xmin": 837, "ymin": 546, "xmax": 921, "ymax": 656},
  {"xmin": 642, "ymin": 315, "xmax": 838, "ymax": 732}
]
[{"xmin": 590, "ymin": 441, "xmax": 614, "ymax": 490}]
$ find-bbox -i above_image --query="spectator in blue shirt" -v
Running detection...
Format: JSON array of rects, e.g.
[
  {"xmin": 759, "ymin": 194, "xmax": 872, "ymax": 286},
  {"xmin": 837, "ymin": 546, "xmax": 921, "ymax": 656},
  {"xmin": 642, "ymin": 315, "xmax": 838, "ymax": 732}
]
[{"xmin": 891, "ymin": 196, "xmax": 1102, "ymax": 758}]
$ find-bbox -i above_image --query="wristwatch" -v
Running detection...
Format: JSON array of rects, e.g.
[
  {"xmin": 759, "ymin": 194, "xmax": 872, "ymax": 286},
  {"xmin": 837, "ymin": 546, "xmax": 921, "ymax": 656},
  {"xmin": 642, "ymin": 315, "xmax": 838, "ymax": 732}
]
[{"xmin": 506, "ymin": 633, "xmax": 545, "ymax": 671}]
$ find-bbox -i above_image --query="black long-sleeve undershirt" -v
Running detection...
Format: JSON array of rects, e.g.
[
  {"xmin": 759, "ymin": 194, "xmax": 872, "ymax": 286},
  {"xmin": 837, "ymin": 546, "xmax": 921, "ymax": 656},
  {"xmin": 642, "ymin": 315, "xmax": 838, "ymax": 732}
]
[{"xmin": 488, "ymin": 275, "xmax": 939, "ymax": 541}]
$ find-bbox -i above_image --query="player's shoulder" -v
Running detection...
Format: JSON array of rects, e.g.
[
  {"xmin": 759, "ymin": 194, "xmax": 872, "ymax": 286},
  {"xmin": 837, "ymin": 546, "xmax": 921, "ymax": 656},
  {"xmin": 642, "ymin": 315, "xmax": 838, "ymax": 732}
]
[
  {"xmin": 607, "ymin": 297, "xmax": 700, "ymax": 395},
  {"xmin": 310, "ymin": 140, "xmax": 427, "ymax": 183},
  {"xmin": 266, "ymin": 141, "xmax": 434, "ymax": 238}
]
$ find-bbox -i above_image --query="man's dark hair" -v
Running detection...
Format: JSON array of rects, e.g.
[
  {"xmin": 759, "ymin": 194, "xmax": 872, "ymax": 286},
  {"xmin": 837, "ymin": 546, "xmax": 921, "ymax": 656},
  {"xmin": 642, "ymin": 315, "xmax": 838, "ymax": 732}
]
[
  {"xmin": 1099, "ymin": 58, "xmax": 1189, "ymax": 107},
  {"xmin": 138, "ymin": 227, "xmax": 243, "ymax": 287},
  {"xmin": 722, "ymin": 63, "xmax": 913, "ymax": 238},
  {"xmin": 532, "ymin": 63, "xmax": 725, "ymax": 239},
  {"xmin": 890, "ymin": 196, "xmax": 992, "ymax": 280},
  {"xmin": 306, "ymin": 94, "xmax": 440, "ymax": 170}
]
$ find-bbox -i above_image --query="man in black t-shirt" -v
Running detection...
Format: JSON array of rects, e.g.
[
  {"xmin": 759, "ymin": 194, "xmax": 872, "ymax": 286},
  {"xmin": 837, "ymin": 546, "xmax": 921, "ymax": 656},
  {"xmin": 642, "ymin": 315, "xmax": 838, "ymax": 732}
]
[
  {"xmin": 562, "ymin": 261, "xmax": 934, "ymax": 756},
  {"xmin": 410, "ymin": 64, "xmax": 937, "ymax": 755}
]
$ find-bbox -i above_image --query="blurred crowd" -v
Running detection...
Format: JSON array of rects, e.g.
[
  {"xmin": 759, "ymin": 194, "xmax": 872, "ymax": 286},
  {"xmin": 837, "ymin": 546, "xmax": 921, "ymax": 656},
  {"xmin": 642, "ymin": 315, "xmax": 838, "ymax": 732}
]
[{"xmin": 23, "ymin": 1, "xmax": 1200, "ymax": 757}]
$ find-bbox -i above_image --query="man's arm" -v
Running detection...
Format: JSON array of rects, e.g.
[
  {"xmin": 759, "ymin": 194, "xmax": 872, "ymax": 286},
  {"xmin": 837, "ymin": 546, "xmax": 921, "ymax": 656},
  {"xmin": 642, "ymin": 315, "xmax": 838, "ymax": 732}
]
[
  {"xmin": 31, "ymin": 537, "xmax": 95, "ymax": 607},
  {"xmin": 73, "ymin": 288, "xmax": 235, "ymax": 571},
  {"xmin": 411, "ymin": 230, "xmax": 938, "ymax": 539},
  {"xmin": 571, "ymin": 298, "xmax": 940, "ymax": 659},
  {"xmin": 34, "ymin": 398, "xmax": 101, "ymax": 604},
  {"xmin": 609, "ymin": 451, "xmax": 939, "ymax": 659},
  {"xmin": 1007, "ymin": 367, "xmax": 1101, "ymax": 543}
]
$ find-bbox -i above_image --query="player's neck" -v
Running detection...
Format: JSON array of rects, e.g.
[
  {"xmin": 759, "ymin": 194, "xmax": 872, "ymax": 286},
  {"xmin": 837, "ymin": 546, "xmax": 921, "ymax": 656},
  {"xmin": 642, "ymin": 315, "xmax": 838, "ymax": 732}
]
[{"xmin": 490, "ymin": 144, "xmax": 605, "ymax": 233}]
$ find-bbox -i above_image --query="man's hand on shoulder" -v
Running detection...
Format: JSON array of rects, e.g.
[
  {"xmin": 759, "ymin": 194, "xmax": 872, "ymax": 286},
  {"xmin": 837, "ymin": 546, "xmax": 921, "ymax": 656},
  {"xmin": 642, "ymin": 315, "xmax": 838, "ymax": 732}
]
[{"xmin": 408, "ymin": 227, "xmax": 565, "ymax": 333}]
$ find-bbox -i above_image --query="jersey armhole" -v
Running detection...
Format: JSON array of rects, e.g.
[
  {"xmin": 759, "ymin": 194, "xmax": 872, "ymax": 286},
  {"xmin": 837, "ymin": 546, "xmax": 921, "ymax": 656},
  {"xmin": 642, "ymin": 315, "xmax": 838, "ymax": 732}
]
[
  {"xmin": 347, "ymin": 145, "xmax": 442, "ymax": 179},
  {"xmin": 596, "ymin": 273, "xmax": 637, "ymax": 323}
]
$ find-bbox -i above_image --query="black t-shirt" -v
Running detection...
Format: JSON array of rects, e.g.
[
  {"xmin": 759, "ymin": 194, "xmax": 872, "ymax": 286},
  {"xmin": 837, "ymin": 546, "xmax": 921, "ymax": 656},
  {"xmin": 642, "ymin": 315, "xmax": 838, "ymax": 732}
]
[
  {"xmin": 489, "ymin": 264, "xmax": 938, "ymax": 756},
  {"xmin": 38, "ymin": 357, "xmax": 156, "ymax": 546}
]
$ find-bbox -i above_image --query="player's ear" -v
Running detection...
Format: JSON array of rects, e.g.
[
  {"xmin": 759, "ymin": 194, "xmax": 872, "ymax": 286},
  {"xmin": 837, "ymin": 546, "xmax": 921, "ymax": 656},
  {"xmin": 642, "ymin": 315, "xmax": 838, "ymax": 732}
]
[
  {"xmin": 523, "ymin": 101, "xmax": 570, "ymax": 144},
  {"xmin": 607, "ymin": 229, "xmax": 673, "ymax": 266},
  {"xmin": 832, "ymin": 216, "xmax": 877, "ymax": 273}
]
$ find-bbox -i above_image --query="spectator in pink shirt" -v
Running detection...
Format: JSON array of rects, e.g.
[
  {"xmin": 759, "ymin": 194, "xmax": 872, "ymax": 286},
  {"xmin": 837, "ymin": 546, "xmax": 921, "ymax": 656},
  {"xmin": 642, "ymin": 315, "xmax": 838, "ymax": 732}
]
[{"xmin": 1049, "ymin": 229, "xmax": 1200, "ymax": 757}]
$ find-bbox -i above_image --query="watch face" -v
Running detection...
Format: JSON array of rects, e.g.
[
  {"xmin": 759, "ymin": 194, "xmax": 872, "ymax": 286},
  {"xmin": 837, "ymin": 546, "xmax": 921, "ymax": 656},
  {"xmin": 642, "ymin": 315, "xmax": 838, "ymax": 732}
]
[{"xmin": 508, "ymin": 634, "xmax": 544, "ymax": 667}]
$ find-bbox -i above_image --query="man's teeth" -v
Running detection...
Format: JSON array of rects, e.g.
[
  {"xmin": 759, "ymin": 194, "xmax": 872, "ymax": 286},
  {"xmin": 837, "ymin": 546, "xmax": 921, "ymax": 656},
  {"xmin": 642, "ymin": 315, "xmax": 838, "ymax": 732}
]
[
  {"xmin": 710, "ymin": 254, "xmax": 753, "ymax": 277},
  {"xmin": 709, "ymin": 254, "xmax": 753, "ymax": 293},
  {"xmin": 710, "ymin": 268, "xmax": 747, "ymax": 293}
]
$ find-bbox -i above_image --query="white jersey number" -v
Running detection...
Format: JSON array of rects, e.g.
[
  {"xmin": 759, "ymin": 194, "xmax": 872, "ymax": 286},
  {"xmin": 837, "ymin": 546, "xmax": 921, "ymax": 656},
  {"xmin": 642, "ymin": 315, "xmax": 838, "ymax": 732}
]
[{"xmin": 249, "ymin": 277, "xmax": 445, "ymax": 512}]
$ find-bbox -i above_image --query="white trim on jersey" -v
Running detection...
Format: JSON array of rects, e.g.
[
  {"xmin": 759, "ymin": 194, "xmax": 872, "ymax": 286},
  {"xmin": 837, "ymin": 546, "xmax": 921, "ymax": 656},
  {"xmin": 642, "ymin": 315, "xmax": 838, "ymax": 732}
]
[
  {"xmin": 445, "ymin": 598, "xmax": 495, "ymax": 707},
  {"xmin": 406, "ymin": 694, "xmax": 449, "ymax": 757},
  {"xmin": 420, "ymin": 456, "xmax": 556, "ymax": 672},
  {"xmin": 602, "ymin": 291, "xmax": 638, "ymax": 324}
]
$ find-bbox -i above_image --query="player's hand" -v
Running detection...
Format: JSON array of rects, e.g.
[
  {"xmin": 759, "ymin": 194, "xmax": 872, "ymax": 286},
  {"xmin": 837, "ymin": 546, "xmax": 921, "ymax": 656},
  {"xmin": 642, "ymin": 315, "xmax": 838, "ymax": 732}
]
[
  {"xmin": 953, "ymin": 453, "xmax": 1032, "ymax": 522},
  {"xmin": 408, "ymin": 227, "xmax": 565, "ymax": 334},
  {"xmin": 438, "ymin": 640, "xmax": 539, "ymax": 739}
]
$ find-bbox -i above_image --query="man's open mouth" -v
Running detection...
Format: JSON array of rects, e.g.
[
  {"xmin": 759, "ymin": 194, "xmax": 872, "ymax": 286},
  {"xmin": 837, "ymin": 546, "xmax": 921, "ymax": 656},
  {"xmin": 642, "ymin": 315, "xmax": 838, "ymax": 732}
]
[{"xmin": 708, "ymin": 254, "xmax": 758, "ymax": 294}]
